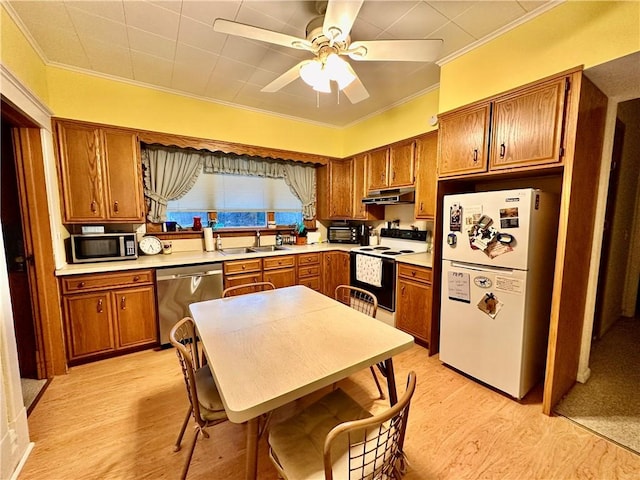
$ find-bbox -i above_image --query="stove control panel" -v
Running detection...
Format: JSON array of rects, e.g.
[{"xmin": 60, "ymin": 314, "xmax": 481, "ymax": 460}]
[{"xmin": 380, "ymin": 228, "xmax": 428, "ymax": 241}]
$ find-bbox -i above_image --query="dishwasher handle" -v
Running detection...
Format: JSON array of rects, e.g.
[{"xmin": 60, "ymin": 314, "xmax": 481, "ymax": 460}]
[{"xmin": 157, "ymin": 269, "xmax": 223, "ymax": 281}]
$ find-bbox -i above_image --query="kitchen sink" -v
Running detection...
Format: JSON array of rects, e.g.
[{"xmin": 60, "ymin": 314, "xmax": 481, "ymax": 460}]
[
  {"xmin": 218, "ymin": 246, "xmax": 290, "ymax": 255},
  {"xmin": 218, "ymin": 247, "xmax": 256, "ymax": 255},
  {"xmin": 249, "ymin": 246, "xmax": 290, "ymax": 253}
]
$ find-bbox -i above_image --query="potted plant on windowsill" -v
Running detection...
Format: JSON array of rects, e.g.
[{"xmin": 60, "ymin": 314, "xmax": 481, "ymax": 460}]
[{"xmin": 294, "ymin": 222, "xmax": 307, "ymax": 245}]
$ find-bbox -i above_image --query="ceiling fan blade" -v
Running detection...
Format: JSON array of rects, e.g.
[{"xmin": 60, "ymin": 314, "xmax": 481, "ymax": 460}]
[
  {"xmin": 261, "ymin": 61, "xmax": 307, "ymax": 93},
  {"xmin": 214, "ymin": 18, "xmax": 313, "ymax": 51},
  {"xmin": 348, "ymin": 39, "xmax": 443, "ymax": 62},
  {"xmin": 341, "ymin": 63, "xmax": 369, "ymax": 104},
  {"xmin": 323, "ymin": 0, "xmax": 364, "ymax": 43}
]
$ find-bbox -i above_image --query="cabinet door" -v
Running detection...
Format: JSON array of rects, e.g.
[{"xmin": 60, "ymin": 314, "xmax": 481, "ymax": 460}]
[
  {"xmin": 367, "ymin": 148, "xmax": 389, "ymax": 191},
  {"xmin": 102, "ymin": 129, "xmax": 145, "ymax": 221},
  {"xmin": 329, "ymin": 159, "xmax": 353, "ymax": 218},
  {"xmin": 113, "ymin": 287, "xmax": 157, "ymax": 348},
  {"xmin": 389, "ymin": 140, "xmax": 415, "ymax": 188},
  {"xmin": 438, "ymin": 104, "xmax": 490, "ymax": 177},
  {"xmin": 316, "ymin": 164, "xmax": 329, "ymax": 219},
  {"xmin": 224, "ymin": 272, "xmax": 264, "ymax": 294},
  {"xmin": 396, "ymin": 277, "xmax": 432, "ymax": 343},
  {"xmin": 56, "ymin": 122, "xmax": 106, "ymax": 222},
  {"xmin": 322, "ymin": 251, "xmax": 350, "ymax": 299},
  {"xmin": 263, "ymin": 268, "xmax": 297, "ymax": 289},
  {"xmin": 414, "ymin": 132, "xmax": 438, "ymax": 219},
  {"xmin": 64, "ymin": 293, "xmax": 114, "ymax": 359},
  {"xmin": 352, "ymin": 154, "xmax": 384, "ymax": 221},
  {"xmin": 490, "ymin": 77, "xmax": 568, "ymax": 170}
]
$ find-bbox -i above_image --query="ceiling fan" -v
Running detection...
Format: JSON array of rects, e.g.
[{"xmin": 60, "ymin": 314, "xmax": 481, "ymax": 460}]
[{"xmin": 213, "ymin": 0, "xmax": 443, "ymax": 104}]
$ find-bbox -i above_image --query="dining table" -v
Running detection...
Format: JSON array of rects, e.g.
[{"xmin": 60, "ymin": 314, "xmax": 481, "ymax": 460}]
[{"xmin": 189, "ymin": 284, "xmax": 415, "ymax": 480}]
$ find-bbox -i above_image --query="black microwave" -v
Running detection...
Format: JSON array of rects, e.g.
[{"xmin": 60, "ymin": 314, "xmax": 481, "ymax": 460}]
[
  {"xmin": 328, "ymin": 226, "xmax": 359, "ymax": 244},
  {"xmin": 70, "ymin": 233, "xmax": 138, "ymax": 263}
]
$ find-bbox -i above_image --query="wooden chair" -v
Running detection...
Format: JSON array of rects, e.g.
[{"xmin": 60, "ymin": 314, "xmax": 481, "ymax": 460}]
[
  {"xmin": 222, "ymin": 281, "xmax": 276, "ymax": 297},
  {"xmin": 268, "ymin": 371, "xmax": 417, "ymax": 479},
  {"xmin": 170, "ymin": 317, "xmax": 227, "ymax": 480},
  {"xmin": 335, "ymin": 285, "xmax": 385, "ymax": 399}
]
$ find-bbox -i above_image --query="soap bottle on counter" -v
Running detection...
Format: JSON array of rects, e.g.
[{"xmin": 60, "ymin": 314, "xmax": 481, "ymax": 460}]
[{"xmin": 216, "ymin": 234, "xmax": 222, "ymax": 250}]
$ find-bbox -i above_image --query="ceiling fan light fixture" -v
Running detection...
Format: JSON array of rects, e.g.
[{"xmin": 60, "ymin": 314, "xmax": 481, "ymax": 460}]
[
  {"xmin": 325, "ymin": 53, "xmax": 355, "ymax": 89},
  {"xmin": 300, "ymin": 60, "xmax": 323, "ymax": 87}
]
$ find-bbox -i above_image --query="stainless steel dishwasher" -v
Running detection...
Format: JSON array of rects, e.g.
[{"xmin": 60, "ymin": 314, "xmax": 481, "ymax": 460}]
[{"xmin": 157, "ymin": 263, "xmax": 223, "ymax": 346}]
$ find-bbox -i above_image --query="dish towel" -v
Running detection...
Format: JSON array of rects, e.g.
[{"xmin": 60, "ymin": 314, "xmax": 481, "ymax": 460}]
[{"xmin": 355, "ymin": 254, "xmax": 383, "ymax": 288}]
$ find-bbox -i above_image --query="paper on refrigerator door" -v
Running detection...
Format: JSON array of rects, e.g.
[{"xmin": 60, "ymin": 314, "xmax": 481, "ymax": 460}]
[{"xmin": 447, "ymin": 271, "xmax": 470, "ymax": 303}]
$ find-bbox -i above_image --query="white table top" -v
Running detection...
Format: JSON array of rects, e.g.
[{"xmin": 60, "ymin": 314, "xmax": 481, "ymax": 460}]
[{"xmin": 189, "ymin": 285, "xmax": 414, "ymax": 423}]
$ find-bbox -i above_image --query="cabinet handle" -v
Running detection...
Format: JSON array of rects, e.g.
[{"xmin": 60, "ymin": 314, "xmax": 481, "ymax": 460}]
[
  {"xmin": 420, "ymin": 201, "xmax": 424, "ymax": 212},
  {"xmin": 120, "ymin": 296, "xmax": 126, "ymax": 310},
  {"xmin": 97, "ymin": 298, "xmax": 103, "ymax": 313},
  {"xmin": 500, "ymin": 143, "xmax": 506, "ymax": 158},
  {"xmin": 133, "ymin": 275, "xmax": 140, "ymax": 282},
  {"xmin": 473, "ymin": 149, "xmax": 478, "ymax": 164},
  {"xmin": 401, "ymin": 285, "xmax": 406, "ymax": 295},
  {"xmin": 114, "ymin": 201, "xmax": 119, "ymax": 213},
  {"xmin": 78, "ymin": 281, "xmax": 85, "ymax": 288},
  {"xmin": 90, "ymin": 200, "xmax": 97, "ymax": 213},
  {"xmin": 242, "ymin": 265, "xmax": 246, "ymax": 270},
  {"xmin": 411, "ymin": 270, "xmax": 417, "ymax": 277}
]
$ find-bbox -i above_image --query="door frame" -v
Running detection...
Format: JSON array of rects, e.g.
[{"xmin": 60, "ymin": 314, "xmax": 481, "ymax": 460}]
[{"xmin": 1, "ymin": 87, "xmax": 67, "ymax": 377}]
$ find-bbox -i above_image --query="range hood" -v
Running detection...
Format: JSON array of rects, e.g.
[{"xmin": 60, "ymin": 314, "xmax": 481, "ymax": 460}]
[{"xmin": 362, "ymin": 187, "xmax": 415, "ymax": 205}]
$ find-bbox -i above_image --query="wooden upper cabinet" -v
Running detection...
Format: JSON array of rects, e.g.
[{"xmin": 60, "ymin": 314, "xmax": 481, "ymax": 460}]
[
  {"xmin": 438, "ymin": 103, "xmax": 491, "ymax": 177},
  {"xmin": 352, "ymin": 154, "xmax": 384, "ymax": 221},
  {"xmin": 414, "ymin": 132, "xmax": 438, "ymax": 219},
  {"xmin": 55, "ymin": 119, "xmax": 144, "ymax": 223},
  {"xmin": 102, "ymin": 129, "xmax": 145, "ymax": 221},
  {"xmin": 367, "ymin": 142, "xmax": 415, "ymax": 191},
  {"xmin": 56, "ymin": 122, "xmax": 106, "ymax": 221},
  {"xmin": 329, "ymin": 158, "xmax": 353, "ymax": 219},
  {"xmin": 489, "ymin": 77, "xmax": 568, "ymax": 170},
  {"xmin": 367, "ymin": 148, "xmax": 390, "ymax": 191},
  {"xmin": 388, "ymin": 139, "xmax": 415, "ymax": 188}
]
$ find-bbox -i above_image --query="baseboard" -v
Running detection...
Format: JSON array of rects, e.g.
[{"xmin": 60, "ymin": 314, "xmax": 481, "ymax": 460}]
[{"xmin": 9, "ymin": 441, "xmax": 34, "ymax": 480}]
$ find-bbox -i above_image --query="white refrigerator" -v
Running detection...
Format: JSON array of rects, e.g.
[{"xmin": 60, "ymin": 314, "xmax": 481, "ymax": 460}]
[{"xmin": 440, "ymin": 188, "xmax": 559, "ymax": 399}]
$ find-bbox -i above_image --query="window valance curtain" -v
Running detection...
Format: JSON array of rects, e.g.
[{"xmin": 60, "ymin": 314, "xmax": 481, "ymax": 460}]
[
  {"xmin": 142, "ymin": 145, "xmax": 316, "ymax": 222},
  {"xmin": 142, "ymin": 146, "xmax": 203, "ymax": 223}
]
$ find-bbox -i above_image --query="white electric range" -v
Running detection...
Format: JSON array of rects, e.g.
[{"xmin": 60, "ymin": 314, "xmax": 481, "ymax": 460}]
[{"xmin": 350, "ymin": 229, "xmax": 429, "ymax": 317}]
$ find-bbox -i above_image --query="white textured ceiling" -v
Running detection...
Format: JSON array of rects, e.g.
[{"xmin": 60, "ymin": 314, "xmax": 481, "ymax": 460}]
[{"xmin": 6, "ymin": 0, "xmax": 558, "ymax": 127}]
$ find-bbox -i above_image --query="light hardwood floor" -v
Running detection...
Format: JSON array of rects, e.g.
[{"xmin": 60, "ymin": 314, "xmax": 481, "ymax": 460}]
[{"xmin": 19, "ymin": 344, "xmax": 640, "ymax": 479}]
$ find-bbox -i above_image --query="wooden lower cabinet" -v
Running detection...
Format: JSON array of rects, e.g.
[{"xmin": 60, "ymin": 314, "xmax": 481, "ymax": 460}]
[
  {"xmin": 61, "ymin": 270, "xmax": 157, "ymax": 364},
  {"xmin": 223, "ymin": 258, "xmax": 263, "ymax": 294},
  {"xmin": 322, "ymin": 251, "xmax": 350, "ymax": 300},
  {"xmin": 297, "ymin": 253, "xmax": 321, "ymax": 291},
  {"xmin": 263, "ymin": 255, "xmax": 296, "ymax": 289},
  {"xmin": 395, "ymin": 264, "xmax": 432, "ymax": 346}
]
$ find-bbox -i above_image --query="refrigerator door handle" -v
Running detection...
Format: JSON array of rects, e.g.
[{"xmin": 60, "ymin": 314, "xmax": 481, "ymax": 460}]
[{"xmin": 450, "ymin": 261, "xmax": 516, "ymax": 274}]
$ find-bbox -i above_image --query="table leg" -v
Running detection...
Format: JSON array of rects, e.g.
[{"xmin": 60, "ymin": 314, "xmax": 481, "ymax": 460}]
[
  {"xmin": 384, "ymin": 358, "xmax": 399, "ymax": 405},
  {"xmin": 245, "ymin": 418, "xmax": 259, "ymax": 480}
]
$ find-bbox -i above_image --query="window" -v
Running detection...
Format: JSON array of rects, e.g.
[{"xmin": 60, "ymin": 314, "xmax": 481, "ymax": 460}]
[{"xmin": 166, "ymin": 173, "xmax": 302, "ymax": 229}]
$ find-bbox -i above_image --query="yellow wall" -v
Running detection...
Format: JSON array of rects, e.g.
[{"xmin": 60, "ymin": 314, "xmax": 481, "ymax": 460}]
[
  {"xmin": 0, "ymin": 5, "xmax": 49, "ymax": 103},
  {"xmin": 439, "ymin": 0, "xmax": 640, "ymax": 112},
  {"xmin": 46, "ymin": 66, "xmax": 343, "ymax": 158},
  {"xmin": 342, "ymin": 88, "xmax": 439, "ymax": 156}
]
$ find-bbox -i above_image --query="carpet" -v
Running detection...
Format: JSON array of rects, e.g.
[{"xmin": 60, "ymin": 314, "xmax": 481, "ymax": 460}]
[
  {"xmin": 555, "ymin": 317, "xmax": 640, "ymax": 454},
  {"xmin": 21, "ymin": 378, "xmax": 47, "ymax": 414}
]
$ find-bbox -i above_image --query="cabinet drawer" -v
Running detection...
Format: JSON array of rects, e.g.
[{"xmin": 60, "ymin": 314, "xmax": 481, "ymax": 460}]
[
  {"xmin": 397, "ymin": 264, "xmax": 432, "ymax": 283},
  {"xmin": 298, "ymin": 277, "xmax": 321, "ymax": 291},
  {"xmin": 297, "ymin": 253, "xmax": 320, "ymax": 265},
  {"xmin": 223, "ymin": 258, "xmax": 262, "ymax": 275},
  {"xmin": 263, "ymin": 255, "xmax": 296, "ymax": 270},
  {"xmin": 62, "ymin": 269, "xmax": 153, "ymax": 293},
  {"xmin": 298, "ymin": 265, "xmax": 320, "ymax": 278}
]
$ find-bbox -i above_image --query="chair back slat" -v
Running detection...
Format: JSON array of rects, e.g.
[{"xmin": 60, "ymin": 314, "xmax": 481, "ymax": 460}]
[
  {"xmin": 222, "ymin": 281, "xmax": 276, "ymax": 297},
  {"xmin": 335, "ymin": 285, "xmax": 378, "ymax": 318},
  {"xmin": 323, "ymin": 371, "xmax": 417, "ymax": 480}
]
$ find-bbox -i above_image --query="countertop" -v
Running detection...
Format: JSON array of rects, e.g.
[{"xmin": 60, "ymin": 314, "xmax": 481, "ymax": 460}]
[
  {"xmin": 395, "ymin": 252, "xmax": 433, "ymax": 269},
  {"xmin": 55, "ymin": 243, "xmax": 354, "ymax": 276}
]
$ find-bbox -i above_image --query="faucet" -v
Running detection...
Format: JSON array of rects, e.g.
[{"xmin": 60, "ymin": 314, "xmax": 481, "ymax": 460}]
[{"xmin": 255, "ymin": 230, "xmax": 261, "ymax": 247}]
